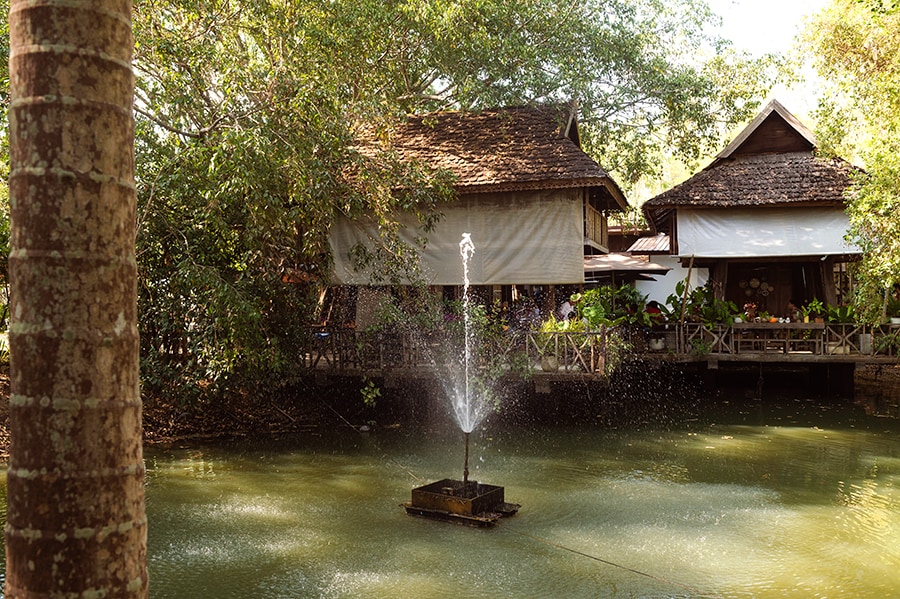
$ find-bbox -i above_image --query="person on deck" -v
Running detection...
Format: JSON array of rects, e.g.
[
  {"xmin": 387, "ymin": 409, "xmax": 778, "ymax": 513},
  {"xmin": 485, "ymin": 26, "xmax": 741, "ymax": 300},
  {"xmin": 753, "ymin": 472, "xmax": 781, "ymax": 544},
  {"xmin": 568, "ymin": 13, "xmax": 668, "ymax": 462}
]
[
  {"xmin": 645, "ymin": 300, "xmax": 664, "ymax": 323},
  {"xmin": 558, "ymin": 293, "xmax": 582, "ymax": 320},
  {"xmin": 787, "ymin": 299, "xmax": 801, "ymax": 322}
]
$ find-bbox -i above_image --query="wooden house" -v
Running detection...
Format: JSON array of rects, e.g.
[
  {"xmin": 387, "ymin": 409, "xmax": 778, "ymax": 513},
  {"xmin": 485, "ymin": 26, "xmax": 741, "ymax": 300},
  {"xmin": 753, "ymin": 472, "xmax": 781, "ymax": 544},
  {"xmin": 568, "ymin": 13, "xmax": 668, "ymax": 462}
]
[
  {"xmin": 641, "ymin": 99, "xmax": 862, "ymax": 316},
  {"xmin": 329, "ymin": 105, "xmax": 629, "ymax": 317}
]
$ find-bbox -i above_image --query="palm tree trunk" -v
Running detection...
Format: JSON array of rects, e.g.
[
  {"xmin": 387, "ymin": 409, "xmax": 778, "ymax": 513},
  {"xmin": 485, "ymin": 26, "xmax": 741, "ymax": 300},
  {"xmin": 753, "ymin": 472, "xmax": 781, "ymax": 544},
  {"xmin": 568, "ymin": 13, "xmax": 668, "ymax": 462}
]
[{"xmin": 6, "ymin": 0, "xmax": 148, "ymax": 596}]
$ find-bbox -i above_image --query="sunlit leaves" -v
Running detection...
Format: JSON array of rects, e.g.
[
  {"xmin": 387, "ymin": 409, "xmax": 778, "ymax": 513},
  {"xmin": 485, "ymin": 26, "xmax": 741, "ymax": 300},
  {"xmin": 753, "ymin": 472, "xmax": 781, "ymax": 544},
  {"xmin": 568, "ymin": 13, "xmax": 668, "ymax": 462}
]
[
  {"xmin": 803, "ymin": 0, "xmax": 900, "ymax": 321},
  {"xmin": 132, "ymin": 0, "xmax": 771, "ymax": 397}
]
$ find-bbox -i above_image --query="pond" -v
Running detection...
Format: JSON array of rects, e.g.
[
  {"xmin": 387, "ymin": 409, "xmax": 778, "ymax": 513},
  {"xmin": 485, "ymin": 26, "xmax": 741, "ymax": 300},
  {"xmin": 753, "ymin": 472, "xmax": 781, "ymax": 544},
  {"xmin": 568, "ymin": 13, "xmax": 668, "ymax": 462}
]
[{"xmin": 0, "ymin": 392, "xmax": 898, "ymax": 598}]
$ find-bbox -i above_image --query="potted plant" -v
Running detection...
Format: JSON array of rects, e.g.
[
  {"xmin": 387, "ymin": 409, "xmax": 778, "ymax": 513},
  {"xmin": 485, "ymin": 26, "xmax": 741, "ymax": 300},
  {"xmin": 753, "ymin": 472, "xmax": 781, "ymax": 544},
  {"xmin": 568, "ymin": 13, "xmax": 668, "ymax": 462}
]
[
  {"xmin": 826, "ymin": 304, "xmax": 855, "ymax": 323},
  {"xmin": 649, "ymin": 336, "xmax": 666, "ymax": 351},
  {"xmin": 875, "ymin": 327, "xmax": 900, "ymax": 355},
  {"xmin": 742, "ymin": 302, "xmax": 757, "ymax": 322},
  {"xmin": 535, "ymin": 317, "xmax": 561, "ymax": 371},
  {"xmin": 802, "ymin": 298, "xmax": 825, "ymax": 323}
]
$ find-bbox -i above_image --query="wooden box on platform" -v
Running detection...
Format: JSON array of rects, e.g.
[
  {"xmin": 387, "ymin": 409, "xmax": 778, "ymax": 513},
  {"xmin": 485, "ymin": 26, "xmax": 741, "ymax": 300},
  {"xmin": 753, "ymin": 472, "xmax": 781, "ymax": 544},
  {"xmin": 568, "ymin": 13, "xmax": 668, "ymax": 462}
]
[{"xmin": 403, "ymin": 478, "xmax": 519, "ymax": 527}]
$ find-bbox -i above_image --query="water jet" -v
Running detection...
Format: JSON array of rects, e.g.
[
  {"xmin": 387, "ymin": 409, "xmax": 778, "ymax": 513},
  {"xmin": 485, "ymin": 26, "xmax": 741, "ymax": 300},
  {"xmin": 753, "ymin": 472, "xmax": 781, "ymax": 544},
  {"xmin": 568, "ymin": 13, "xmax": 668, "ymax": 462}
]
[{"xmin": 403, "ymin": 233, "xmax": 519, "ymax": 526}]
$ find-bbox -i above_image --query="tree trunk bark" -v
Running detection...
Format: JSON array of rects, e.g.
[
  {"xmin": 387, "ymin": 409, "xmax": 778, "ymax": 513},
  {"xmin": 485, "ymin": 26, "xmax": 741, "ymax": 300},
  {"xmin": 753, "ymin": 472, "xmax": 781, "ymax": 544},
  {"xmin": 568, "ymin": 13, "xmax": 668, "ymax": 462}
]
[{"xmin": 6, "ymin": 0, "xmax": 148, "ymax": 596}]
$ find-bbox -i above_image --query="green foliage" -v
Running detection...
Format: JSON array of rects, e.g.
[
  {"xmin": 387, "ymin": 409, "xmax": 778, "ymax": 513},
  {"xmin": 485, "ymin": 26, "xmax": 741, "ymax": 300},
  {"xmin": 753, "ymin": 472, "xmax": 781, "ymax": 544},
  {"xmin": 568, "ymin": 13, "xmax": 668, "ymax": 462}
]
[
  {"xmin": 826, "ymin": 304, "xmax": 856, "ymax": 323},
  {"xmin": 886, "ymin": 296, "xmax": 900, "ymax": 318},
  {"xmin": 801, "ymin": 298, "xmax": 825, "ymax": 319},
  {"xmin": 875, "ymin": 327, "xmax": 900, "ymax": 354},
  {"xmin": 365, "ymin": 286, "xmax": 449, "ymax": 334},
  {"xmin": 580, "ymin": 285, "xmax": 648, "ymax": 327},
  {"xmin": 125, "ymin": 0, "xmax": 773, "ymax": 401},
  {"xmin": 534, "ymin": 316, "xmax": 562, "ymax": 357},
  {"xmin": 599, "ymin": 328, "xmax": 632, "ymax": 376},
  {"xmin": 665, "ymin": 281, "xmax": 738, "ymax": 325},
  {"xmin": 132, "ymin": 0, "xmax": 456, "ymax": 398},
  {"xmin": 535, "ymin": 313, "xmax": 590, "ymax": 357},
  {"xmin": 802, "ymin": 1, "xmax": 900, "ymax": 323},
  {"xmin": 361, "ymin": 379, "xmax": 381, "ymax": 407},
  {"xmin": 690, "ymin": 337, "xmax": 712, "ymax": 357}
]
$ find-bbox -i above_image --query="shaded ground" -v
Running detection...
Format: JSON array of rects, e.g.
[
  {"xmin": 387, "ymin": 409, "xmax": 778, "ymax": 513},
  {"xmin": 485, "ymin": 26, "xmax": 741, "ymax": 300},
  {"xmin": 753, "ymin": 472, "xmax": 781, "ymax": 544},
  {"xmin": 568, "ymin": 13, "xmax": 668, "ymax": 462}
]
[{"xmin": 0, "ymin": 367, "xmax": 331, "ymax": 461}]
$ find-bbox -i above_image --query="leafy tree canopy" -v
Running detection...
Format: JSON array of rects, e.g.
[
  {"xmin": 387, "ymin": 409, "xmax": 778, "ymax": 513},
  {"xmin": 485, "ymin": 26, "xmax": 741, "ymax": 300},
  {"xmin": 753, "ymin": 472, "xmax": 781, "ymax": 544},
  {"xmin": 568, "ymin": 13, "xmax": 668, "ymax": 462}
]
[
  {"xmin": 801, "ymin": 0, "xmax": 900, "ymax": 322},
  {"xmin": 129, "ymin": 0, "xmax": 773, "ymax": 397}
]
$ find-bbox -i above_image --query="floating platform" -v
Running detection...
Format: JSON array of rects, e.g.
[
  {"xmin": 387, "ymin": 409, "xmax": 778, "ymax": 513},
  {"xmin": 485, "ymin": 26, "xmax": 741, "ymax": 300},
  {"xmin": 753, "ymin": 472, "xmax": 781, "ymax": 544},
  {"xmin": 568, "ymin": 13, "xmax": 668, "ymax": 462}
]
[{"xmin": 403, "ymin": 478, "xmax": 520, "ymax": 527}]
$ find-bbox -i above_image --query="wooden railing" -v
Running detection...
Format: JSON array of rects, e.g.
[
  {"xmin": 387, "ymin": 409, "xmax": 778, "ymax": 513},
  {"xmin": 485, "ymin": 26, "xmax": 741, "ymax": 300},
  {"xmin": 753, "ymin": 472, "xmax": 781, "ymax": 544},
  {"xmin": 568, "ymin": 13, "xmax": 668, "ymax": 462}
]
[
  {"xmin": 300, "ymin": 327, "xmax": 615, "ymax": 376},
  {"xmin": 523, "ymin": 330, "xmax": 611, "ymax": 374},
  {"xmin": 672, "ymin": 322, "xmax": 900, "ymax": 358},
  {"xmin": 299, "ymin": 322, "xmax": 900, "ymax": 378}
]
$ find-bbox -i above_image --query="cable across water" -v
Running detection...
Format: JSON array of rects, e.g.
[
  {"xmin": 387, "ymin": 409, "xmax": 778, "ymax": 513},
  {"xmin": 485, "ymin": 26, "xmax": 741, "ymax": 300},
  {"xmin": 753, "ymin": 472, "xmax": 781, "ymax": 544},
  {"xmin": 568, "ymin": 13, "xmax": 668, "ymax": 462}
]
[{"xmin": 498, "ymin": 522, "xmax": 723, "ymax": 599}]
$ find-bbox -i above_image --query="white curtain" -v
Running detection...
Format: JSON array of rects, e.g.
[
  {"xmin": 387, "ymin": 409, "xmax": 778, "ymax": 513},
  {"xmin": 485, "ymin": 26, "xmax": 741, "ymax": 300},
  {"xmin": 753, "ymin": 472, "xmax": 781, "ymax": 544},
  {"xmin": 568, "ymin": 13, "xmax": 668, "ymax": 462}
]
[
  {"xmin": 676, "ymin": 207, "xmax": 861, "ymax": 258},
  {"xmin": 329, "ymin": 189, "xmax": 586, "ymax": 285}
]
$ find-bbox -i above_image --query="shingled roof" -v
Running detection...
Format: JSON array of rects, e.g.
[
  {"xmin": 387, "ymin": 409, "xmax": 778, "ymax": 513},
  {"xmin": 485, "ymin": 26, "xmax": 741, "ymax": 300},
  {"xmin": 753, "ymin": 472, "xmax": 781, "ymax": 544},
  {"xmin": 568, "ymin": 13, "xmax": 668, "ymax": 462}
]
[
  {"xmin": 365, "ymin": 105, "xmax": 627, "ymax": 210},
  {"xmin": 643, "ymin": 100, "xmax": 861, "ymax": 233}
]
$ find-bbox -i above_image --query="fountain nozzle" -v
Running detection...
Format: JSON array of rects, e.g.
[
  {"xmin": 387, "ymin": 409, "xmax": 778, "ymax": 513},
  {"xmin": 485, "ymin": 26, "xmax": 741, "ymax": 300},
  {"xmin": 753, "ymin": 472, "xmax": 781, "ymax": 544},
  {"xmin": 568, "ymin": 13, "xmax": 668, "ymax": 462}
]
[{"xmin": 463, "ymin": 431, "xmax": 470, "ymax": 487}]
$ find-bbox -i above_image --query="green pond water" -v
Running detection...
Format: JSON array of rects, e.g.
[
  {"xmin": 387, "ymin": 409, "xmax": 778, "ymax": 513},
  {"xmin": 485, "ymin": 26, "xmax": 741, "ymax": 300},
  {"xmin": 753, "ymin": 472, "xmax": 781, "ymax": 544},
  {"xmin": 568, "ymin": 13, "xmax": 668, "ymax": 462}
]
[{"xmin": 0, "ymin": 393, "xmax": 898, "ymax": 598}]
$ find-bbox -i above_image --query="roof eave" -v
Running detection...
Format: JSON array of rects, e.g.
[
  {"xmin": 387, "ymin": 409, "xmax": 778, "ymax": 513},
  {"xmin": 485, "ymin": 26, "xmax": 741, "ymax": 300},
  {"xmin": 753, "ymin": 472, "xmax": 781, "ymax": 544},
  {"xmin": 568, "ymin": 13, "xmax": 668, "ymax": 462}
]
[{"xmin": 456, "ymin": 177, "xmax": 629, "ymax": 211}]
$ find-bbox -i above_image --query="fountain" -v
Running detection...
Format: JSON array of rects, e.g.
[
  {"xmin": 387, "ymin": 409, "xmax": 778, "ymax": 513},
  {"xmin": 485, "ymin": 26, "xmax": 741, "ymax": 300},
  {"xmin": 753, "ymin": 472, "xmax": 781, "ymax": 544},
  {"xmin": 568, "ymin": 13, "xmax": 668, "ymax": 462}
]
[{"xmin": 403, "ymin": 233, "xmax": 520, "ymax": 526}]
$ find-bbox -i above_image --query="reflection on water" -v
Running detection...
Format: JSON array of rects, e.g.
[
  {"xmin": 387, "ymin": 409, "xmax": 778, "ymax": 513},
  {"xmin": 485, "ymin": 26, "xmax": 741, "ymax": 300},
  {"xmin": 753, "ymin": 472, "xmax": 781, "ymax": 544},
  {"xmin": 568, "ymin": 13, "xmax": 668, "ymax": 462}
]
[{"xmin": 2, "ymin": 394, "xmax": 900, "ymax": 598}]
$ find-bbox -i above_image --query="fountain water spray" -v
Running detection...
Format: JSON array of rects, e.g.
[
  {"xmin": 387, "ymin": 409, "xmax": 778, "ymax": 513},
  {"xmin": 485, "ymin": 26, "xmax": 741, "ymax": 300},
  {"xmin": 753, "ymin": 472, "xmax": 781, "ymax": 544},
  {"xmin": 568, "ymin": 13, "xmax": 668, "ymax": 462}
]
[
  {"xmin": 401, "ymin": 233, "xmax": 520, "ymax": 525},
  {"xmin": 458, "ymin": 233, "xmax": 477, "ymax": 431},
  {"xmin": 459, "ymin": 233, "xmax": 476, "ymax": 486}
]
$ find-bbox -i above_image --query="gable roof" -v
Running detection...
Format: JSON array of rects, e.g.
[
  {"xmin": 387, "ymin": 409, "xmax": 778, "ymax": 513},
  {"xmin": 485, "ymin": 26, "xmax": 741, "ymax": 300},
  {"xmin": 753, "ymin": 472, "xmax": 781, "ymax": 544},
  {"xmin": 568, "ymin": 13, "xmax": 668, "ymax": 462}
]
[
  {"xmin": 716, "ymin": 99, "xmax": 816, "ymax": 159},
  {"xmin": 642, "ymin": 100, "xmax": 860, "ymax": 233},
  {"xmin": 364, "ymin": 105, "xmax": 628, "ymax": 211}
]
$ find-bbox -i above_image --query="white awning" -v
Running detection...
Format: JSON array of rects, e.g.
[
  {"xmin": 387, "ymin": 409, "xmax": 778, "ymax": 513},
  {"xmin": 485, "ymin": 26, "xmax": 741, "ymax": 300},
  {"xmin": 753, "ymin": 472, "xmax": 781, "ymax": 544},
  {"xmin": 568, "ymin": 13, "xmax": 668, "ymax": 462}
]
[
  {"xmin": 584, "ymin": 253, "xmax": 671, "ymax": 274},
  {"xmin": 676, "ymin": 207, "xmax": 861, "ymax": 258}
]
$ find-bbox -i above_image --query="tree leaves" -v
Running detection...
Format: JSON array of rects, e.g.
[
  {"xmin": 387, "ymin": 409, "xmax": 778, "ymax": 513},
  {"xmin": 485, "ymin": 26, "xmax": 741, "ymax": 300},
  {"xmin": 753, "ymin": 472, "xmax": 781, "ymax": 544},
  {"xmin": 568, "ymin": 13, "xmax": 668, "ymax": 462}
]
[
  {"xmin": 802, "ymin": 0, "xmax": 900, "ymax": 322},
  {"xmin": 131, "ymin": 0, "xmax": 772, "ymax": 398}
]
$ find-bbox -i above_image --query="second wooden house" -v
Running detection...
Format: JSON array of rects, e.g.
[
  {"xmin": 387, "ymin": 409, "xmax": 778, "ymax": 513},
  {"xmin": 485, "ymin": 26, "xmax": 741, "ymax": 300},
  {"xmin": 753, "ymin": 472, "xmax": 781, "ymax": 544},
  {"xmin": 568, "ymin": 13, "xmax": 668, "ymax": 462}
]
[{"xmin": 640, "ymin": 100, "xmax": 862, "ymax": 317}]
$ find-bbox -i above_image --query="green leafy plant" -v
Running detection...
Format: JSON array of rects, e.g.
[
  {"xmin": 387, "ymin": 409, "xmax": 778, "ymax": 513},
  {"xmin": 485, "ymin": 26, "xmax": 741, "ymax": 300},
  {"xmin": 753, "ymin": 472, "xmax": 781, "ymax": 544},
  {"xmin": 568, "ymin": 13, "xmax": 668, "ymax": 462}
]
[
  {"xmin": 599, "ymin": 328, "xmax": 632, "ymax": 376},
  {"xmin": 361, "ymin": 379, "xmax": 381, "ymax": 407},
  {"xmin": 580, "ymin": 285, "xmax": 646, "ymax": 328},
  {"xmin": 666, "ymin": 281, "xmax": 738, "ymax": 325},
  {"xmin": 691, "ymin": 338, "xmax": 712, "ymax": 357},
  {"xmin": 875, "ymin": 328, "xmax": 900, "ymax": 355},
  {"xmin": 802, "ymin": 298, "xmax": 825, "ymax": 320},
  {"xmin": 535, "ymin": 315, "xmax": 577, "ymax": 356},
  {"xmin": 886, "ymin": 296, "xmax": 900, "ymax": 319},
  {"xmin": 826, "ymin": 304, "xmax": 856, "ymax": 323}
]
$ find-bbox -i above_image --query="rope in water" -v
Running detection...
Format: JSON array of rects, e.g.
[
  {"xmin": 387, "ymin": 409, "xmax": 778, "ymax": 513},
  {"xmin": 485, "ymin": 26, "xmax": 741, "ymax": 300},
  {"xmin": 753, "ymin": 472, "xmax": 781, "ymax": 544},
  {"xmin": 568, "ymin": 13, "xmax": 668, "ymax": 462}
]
[
  {"xmin": 497, "ymin": 523, "xmax": 723, "ymax": 599},
  {"xmin": 322, "ymin": 400, "xmax": 423, "ymax": 482}
]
